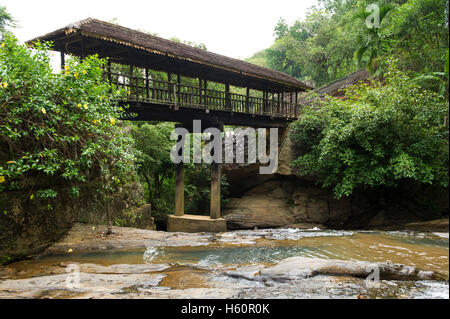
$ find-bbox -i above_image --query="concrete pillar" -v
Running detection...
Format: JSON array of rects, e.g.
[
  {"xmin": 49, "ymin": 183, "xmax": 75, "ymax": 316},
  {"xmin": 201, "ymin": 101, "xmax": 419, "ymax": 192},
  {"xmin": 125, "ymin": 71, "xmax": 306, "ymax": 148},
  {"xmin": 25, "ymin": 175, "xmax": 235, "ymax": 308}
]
[
  {"xmin": 175, "ymin": 163, "xmax": 184, "ymax": 216},
  {"xmin": 210, "ymin": 162, "xmax": 221, "ymax": 219}
]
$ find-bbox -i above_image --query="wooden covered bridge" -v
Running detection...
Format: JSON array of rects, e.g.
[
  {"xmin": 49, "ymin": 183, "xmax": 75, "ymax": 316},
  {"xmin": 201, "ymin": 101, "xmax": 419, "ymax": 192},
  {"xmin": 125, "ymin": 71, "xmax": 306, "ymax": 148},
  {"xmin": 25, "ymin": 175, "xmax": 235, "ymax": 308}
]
[{"xmin": 29, "ymin": 18, "xmax": 311, "ymax": 232}]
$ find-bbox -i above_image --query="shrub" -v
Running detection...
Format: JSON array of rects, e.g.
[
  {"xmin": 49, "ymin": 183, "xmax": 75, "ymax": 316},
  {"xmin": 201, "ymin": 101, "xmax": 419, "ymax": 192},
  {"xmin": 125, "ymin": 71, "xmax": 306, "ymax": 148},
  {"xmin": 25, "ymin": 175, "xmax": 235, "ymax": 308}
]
[{"xmin": 0, "ymin": 34, "xmax": 136, "ymax": 207}]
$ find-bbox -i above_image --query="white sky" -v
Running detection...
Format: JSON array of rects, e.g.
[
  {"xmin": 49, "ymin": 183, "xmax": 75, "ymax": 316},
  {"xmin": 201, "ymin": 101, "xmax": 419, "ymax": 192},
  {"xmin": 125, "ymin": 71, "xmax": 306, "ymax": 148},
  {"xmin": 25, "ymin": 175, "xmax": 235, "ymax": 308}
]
[{"xmin": 2, "ymin": 0, "xmax": 317, "ymax": 59}]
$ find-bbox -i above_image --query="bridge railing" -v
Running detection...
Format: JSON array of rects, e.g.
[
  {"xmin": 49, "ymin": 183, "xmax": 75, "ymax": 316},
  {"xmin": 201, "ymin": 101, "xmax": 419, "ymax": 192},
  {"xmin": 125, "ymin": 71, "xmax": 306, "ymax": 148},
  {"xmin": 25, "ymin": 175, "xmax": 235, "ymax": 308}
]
[{"xmin": 106, "ymin": 71, "xmax": 300, "ymax": 118}]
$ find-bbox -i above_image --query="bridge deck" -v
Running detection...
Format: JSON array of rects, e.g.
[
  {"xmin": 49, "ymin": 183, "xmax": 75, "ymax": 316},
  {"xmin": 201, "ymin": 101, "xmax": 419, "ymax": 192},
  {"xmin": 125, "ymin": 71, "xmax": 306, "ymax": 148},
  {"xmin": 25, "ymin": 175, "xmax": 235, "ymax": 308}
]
[{"xmin": 109, "ymin": 71, "xmax": 300, "ymax": 123}]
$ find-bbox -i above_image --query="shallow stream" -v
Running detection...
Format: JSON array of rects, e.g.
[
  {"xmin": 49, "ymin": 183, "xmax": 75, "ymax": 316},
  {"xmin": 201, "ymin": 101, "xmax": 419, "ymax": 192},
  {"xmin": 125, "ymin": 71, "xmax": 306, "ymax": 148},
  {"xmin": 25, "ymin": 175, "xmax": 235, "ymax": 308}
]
[{"xmin": 1, "ymin": 228, "xmax": 448, "ymax": 299}]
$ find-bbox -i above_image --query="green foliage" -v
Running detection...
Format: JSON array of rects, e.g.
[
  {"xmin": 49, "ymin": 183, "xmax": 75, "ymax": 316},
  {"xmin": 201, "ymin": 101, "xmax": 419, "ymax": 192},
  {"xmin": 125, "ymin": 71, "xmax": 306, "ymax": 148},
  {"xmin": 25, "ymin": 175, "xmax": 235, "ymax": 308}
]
[
  {"xmin": 290, "ymin": 64, "xmax": 449, "ymax": 198},
  {"xmin": 131, "ymin": 122, "xmax": 174, "ymax": 213},
  {"xmin": 131, "ymin": 122, "xmax": 230, "ymax": 216},
  {"xmin": 184, "ymin": 164, "xmax": 229, "ymax": 215},
  {"xmin": 0, "ymin": 5, "xmax": 15, "ymax": 36},
  {"xmin": 0, "ymin": 34, "xmax": 136, "ymax": 202},
  {"xmin": 248, "ymin": 0, "xmax": 448, "ymax": 91},
  {"xmin": 353, "ymin": 1, "xmax": 396, "ymax": 69}
]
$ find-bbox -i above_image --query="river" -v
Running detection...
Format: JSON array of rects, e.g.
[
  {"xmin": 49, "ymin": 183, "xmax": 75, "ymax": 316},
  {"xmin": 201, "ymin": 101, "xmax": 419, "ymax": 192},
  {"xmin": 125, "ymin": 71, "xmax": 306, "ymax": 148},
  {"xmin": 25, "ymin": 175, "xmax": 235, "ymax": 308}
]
[{"xmin": 0, "ymin": 226, "xmax": 448, "ymax": 299}]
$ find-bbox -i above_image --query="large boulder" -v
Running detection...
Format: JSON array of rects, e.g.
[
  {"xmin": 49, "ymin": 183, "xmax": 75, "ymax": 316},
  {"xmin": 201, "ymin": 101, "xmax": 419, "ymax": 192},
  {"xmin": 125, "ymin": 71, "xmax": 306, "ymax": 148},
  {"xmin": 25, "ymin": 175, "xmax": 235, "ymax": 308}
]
[
  {"xmin": 223, "ymin": 179, "xmax": 352, "ymax": 229},
  {"xmin": 223, "ymin": 181, "xmax": 295, "ymax": 229}
]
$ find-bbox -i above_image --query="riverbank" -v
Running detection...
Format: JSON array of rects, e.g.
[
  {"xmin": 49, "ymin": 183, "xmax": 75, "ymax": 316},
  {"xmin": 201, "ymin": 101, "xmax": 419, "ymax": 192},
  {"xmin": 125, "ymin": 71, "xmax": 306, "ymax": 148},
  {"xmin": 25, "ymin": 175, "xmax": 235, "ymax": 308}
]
[{"xmin": 0, "ymin": 221, "xmax": 448, "ymax": 299}]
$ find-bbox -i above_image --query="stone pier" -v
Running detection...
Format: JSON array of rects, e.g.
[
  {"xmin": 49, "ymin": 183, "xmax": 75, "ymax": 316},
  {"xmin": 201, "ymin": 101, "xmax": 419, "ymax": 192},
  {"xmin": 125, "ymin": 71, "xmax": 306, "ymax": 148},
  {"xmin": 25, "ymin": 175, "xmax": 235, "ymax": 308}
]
[{"xmin": 167, "ymin": 122, "xmax": 227, "ymax": 233}]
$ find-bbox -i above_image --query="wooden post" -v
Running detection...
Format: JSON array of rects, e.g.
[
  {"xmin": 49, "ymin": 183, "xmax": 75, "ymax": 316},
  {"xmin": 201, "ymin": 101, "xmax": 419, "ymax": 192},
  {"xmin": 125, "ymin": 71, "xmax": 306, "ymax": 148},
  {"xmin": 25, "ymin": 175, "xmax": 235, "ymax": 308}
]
[
  {"xmin": 198, "ymin": 78, "xmax": 202, "ymax": 106},
  {"xmin": 225, "ymin": 83, "xmax": 230, "ymax": 110},
  {"xmin": 210, "ymin": 162, "xmax": 221, "ymax": 219},
  {"xmin": 277, "ymin": 92, "xmax": 281, "ymax": 114},
  {"xmin": 177, "ymin": 74, "xmax": 181, "ymax": 104},
  {"xmin": 145, "ymin": 68, "xmax": 149, "ymax": 99},
  {"xmin": 204, "ymin": 79, "xmax": 207, "ymax": 106},
  {"xmin": 168, "ymin": 73, "xmax": 172, "ymax": 102},
  {"xmin": 271, "ymin": 92, "xmax": 275, "ymax": 115},
  {"xmin": 175, "ymin": 162, "xmax": 184, "ymax": 216},
  {"xmin": 129, "ymin": 65, "xmax": 134, "ymax": 97},
  {"xmin": 174, "ymin": 128, "xmax": 185, "ymax": 216},
  {"xmin": 245, "ymin": 87, "xmax": 250, "ymax": 113},
  {"xmin": 60, "ymin": 50, "xmax": 65, "ymax": 71},
  {"xmin": 263, "ymin": 91, "xmax": 268, "ymax": 113},
  {"xmin": 281, "ymin": 91, "xmax": 284, "ymax": 116},
  {"xmin": 295, "ymin": 91, "xmax": 299, "ymax": 117}
]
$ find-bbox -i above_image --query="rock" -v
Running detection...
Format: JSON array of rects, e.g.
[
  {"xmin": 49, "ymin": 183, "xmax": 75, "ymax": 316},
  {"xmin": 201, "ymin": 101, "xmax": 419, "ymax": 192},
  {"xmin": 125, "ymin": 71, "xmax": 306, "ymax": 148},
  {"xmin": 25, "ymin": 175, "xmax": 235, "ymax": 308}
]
[
  {"xmin": 379, "ymin": 219, "xmax": 449, "ymax": 232},
  {"xmin": 58, "ymin": 263, "xmax": 169, "ymax": 274},
  {"xmin": 44, "ymin": 223, "xmax": 213, "ymax": 254},
  {"xmin": 223, "ymin": 181, "xmax": 296, "ymax": 229},
  {"xmin": 258, "ymin": 257, "xmax": 442, "ymax": 283},
  {"xmin": 0, "ymin": 272, "xmax": 165, "ymax": 294},
  {"xmin": 223, "ymin": 179, "xmax": 353, "ymax": 229},
  {"xmin": 276, "ymin": 128, "xmax": 295, "ymax": 176},
  {"xmin": 307, "ymin": 198, "xmax": 329, "ymax": 224}
]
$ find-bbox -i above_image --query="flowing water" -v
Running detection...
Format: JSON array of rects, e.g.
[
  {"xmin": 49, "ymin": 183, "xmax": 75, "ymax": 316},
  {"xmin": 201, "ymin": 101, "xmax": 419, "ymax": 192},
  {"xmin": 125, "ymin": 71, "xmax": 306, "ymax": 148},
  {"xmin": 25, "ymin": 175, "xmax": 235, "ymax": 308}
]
[{"xmin": 1, "ymin": 228, "xmax": 448, "ymax": 299}]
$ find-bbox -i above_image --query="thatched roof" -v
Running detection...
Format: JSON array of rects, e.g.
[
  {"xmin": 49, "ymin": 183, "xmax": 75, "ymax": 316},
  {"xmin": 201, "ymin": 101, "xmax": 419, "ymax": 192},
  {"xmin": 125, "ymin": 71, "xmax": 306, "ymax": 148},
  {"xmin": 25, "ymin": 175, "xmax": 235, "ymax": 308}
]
[
  {"xmin": 315, "ymin": 69, "xmax": 370, "ymax": 97},
  {"xmin": 28, "ymin": 18, "xmax": 311, "ymax": 92}
]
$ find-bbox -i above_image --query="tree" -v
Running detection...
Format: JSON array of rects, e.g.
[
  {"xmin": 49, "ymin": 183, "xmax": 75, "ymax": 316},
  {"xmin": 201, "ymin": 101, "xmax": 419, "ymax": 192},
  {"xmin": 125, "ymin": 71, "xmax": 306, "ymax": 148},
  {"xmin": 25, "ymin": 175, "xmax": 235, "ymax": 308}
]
[
  {"xmin": 353, "ymin": 1, "xmax": 396, "ymax": 69},
  {"xmin": 0, "ymin": 5, "xmax": 15, "ymax": 36}
]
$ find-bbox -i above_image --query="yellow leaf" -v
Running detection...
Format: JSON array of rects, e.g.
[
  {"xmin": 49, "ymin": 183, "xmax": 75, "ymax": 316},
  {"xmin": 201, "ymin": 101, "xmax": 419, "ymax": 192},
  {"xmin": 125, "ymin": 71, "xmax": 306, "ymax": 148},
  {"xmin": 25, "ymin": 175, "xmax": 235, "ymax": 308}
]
[
  {"xmin": 109, "ymin": 118, "xmax": 116, "ymax": 125},
  {"xmin": 77, "ymin": 104, "xmax": 82, "ymax": 108},
  {"xmin": 0, "ymin": 176, "xmax": 5, "ymax": 183},
  {"xmin": 83, "ymin": 104, "xmax": 88, "ymax": 110},
  {"xmin": 1, "ymin": 43, "xmax": 4, "ymax": 48},
  {"xmin": 30, "ymin": 194, "xmax": 34, "ymax": 200},
  {"xmin": 1, "ymin": 82, "xmax": 7, "ymax": 88},
  {"xmin": 67, "ymin": 248, "xmax": 73, "ymax": 253},
  {"xmin": 6, "ymin": 161, "xmax": 14, "ymax": 164},
  {"xmin": 82, "ymin": 70, "xmax": 87, "ymax": 75},
  {"xmin": 41, "ymin": 108, "xmax": 46, "ymax": 114}
]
